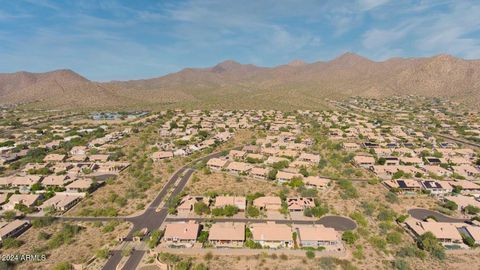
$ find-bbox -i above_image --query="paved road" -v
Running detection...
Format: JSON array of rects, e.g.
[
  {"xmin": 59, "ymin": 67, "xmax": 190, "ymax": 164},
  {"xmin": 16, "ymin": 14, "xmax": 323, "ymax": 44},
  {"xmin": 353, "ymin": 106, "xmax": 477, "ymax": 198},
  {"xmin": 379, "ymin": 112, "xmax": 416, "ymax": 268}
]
[
  {"xmin": 165, "ymin": 215, "xmax": 357, "ymax": 231},
  {"xmin": 102, "ymin": 150, "xmax": 226, "ymax": 270},
  {"xmin": 103, "ymin": 251, "xmax": 122, "ymax": 270},
  {"xmin": 408, "ymin": 208, "xmax": 469, "ymax": 223},
  {"xmin": 122, "ymin": 250, "xmax": 144, "ymax": 270}
]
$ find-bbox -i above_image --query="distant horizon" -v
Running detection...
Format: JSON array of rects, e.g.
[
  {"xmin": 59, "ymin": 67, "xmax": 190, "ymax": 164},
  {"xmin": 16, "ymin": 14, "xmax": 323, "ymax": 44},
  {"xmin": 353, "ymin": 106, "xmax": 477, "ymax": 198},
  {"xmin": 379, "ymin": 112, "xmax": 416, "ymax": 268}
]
[
  {"xmin": 1, "ymin": 51, "xmax": 476, "ymax": 82},
  {"xmin": 1, "ymin": 0, "xmax": 479, "ymax": 81}
]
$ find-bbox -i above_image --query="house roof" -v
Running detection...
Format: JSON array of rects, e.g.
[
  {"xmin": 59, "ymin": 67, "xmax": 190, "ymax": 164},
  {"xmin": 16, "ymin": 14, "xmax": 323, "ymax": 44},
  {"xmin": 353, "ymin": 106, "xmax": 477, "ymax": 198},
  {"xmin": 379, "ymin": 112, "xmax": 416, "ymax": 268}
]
[
  {"xmin": 226, "ymin": 162, "xmax": 253, "ymax": 172},
  {"xmin": 295, "ymin": 225, "xmax": 339, "ymax": 242},
  {"xmin": 214, "ymin": 196, "xmax": 246, "ymax": 209},
  {"xmin": 251, "ymin": 223, "xmax": 292, "ymax": 242},
  {"xmin": 420, "ymin": 222, "xmax": 462, "ymax": 241},
  {"xmin": 464, "ymin": 226, "xmax": 480, "ymax": 241},
  {"xmin": 276, "ymin": 171, "xmax": 301, "ymax": 180},
  {"xmin": 229, "ymin": 150, "xmax": 246, "ymax": 157},
  {"xmin": 444, "ymin": 195, "xmax": 480, "ymax": 209},
  {"xmin": 41, "ymin": 175, "xmax": 68, "ymax": 186},
  {"xmin": 421, "ymin": 180, "xmax": 452, "ymax": 190},
  {"xmin": 304, "ymin": 176, "xmax": 330, "ymax": 187},
  {"xmin": 354, "ymin": 155, "xmax": 375, "ymax": 164},
  {"xmin": 164, "ymin": 222, "xmax": 200, "ymax": 240},
  {"xmin": 253, "ymin": 196, "xmax": 281, "ymax": 207},
  {"xmin": 207, "ymin": 158, "xmax": 228, "ymax": 167},
  {"xmin": 208, "ymin": 222, "xmax": 245, "ymax": 241},
  {"xmin": 89, "ymin": 154, "xmax": 109, "ymax": 161},
  {"xmin": 43, "ymin": 154, "xmax": 66, "ymax": 162},
  {"xmin": 447, "ymin": 180, "xmax": 480, "ymax": 190},
  {"xmin": 287, "ymin": 197, "xmax": 314, "ymax": 210},
  {"xmin": 8, "ymin": 194, "xmax": 41, "ymax": 206},
  {"xmin": 0, "ymin": 220, "xmax": 29, "ymax": 239},
  {"xmin": 10, "ymin": 175, "xmax": 42, "ymax": 186},
  {"xmin": 384, "ymin": 179, "xmax": 421, "ymax": 189},
  {"xmin": 298, "ymin": 153, "xmax": 320, "ymax": 162},
  {"xmin": 250, "ymin": 167, "xmax": 269, "ymax": 176},
  {"xmin": 65, "ymin": 178, "xmax": 93, "ymax": 189},
  {"xmin": 41, "ymin": 194, "xmax": 81, "ymax": 209}
]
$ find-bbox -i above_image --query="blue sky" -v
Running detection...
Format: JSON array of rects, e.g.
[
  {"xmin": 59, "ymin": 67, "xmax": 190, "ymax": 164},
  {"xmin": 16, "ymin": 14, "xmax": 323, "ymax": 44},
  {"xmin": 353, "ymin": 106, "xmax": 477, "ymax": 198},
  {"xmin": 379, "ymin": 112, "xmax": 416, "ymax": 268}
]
[{"xmin": 1, "ymin": 0, "xmax": 479, "ymax": 81}]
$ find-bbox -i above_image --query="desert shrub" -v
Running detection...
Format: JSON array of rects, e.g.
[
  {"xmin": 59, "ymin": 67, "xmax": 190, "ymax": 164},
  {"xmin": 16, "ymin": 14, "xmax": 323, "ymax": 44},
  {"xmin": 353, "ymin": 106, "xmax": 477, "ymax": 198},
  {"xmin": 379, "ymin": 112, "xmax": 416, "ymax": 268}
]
[{"xmin": 342, "ymin": 231, "xmax": 359, "ymax": 245}]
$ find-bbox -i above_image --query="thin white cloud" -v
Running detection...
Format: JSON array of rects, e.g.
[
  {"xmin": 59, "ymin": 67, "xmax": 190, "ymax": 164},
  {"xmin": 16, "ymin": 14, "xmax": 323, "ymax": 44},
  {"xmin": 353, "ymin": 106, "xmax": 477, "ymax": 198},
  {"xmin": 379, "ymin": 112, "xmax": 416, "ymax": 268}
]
[{"xmin": 357, "ymin": 0, "xmax": 390, "ymax": 11}]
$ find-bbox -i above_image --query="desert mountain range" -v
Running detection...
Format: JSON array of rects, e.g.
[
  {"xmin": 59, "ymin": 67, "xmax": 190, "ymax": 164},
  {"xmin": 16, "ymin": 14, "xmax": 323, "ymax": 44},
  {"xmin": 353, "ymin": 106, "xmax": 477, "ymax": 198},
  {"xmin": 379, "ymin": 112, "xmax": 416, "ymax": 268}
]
[{"xmin": 1, "ymin": 52, "xmax": 479, "ymax": 110}]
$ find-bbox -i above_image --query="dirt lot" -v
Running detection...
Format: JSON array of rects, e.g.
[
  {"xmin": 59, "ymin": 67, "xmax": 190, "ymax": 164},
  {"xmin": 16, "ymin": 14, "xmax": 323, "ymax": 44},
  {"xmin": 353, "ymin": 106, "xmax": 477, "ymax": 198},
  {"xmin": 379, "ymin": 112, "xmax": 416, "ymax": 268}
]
[
  {"xmin": 3, "ymin": 221, "xmax": 131, "ymax": 270},
  {"xmin": 184, "ymin": 171, "xmax": 289, "ymax": 197},
  {"xmin": 138, "ymin": 252, "xmax": 357, "ymax": 270}
]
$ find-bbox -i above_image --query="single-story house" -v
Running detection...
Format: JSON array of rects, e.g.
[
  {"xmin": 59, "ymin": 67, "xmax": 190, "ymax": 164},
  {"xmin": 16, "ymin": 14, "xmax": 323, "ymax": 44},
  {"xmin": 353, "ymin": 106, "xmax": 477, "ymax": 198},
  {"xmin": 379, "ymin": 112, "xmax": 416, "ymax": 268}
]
[
  {"xmin": 276, "ymin": 171, "xmax": 301, "ymax": 183},
  {"xmin": 70, "ymin": 146, "xmax": 87, "ymax": 156},
  {"xmin": 208, "ymin": 222, "xmax": 245, "ymax": 247},
  {"xmin": 405, "ymin": 219, "xmax": 462, "ymax": 245},
  {"xmin": 226, "ymin": 162, "xmax": 253, "ymax": 175},
  {"xmin": 353, "ymin": 155, "xmax": 375, "ymax": 168},
  {"xmin": 298, "ymin": 153, "xmax": 320, "ymax": 164},
  {"xmin": 250, "ymin": 167, "xmax": 269, "ymax": 179},
  {"xmin": 250, "ymin": 222, "xmax": 293, "ymax": 248},
  {"xmin": 163, "ymin": 222, "xmax": 200, "ymax": 247},
  {"xmin": 0, "ymin": 220, "xmax": 30, "ymax": 241},
  {"xmin": 4, "ymin": 194, "xmax": 41, "ymax": 210},
  {"xmin": 444, "ymin": 195, "xmax": 480, "ymax": 210},
  {"xmin": 420, "ymin": 180, "xmax": 452, "ymax": 196},
  {"xmin": 65, "ymin": 178, "xmax": 94, "ymax": 192},
  {"xmin": 43, "ymin": 154, "xmax": 66, "ymax": 163},
  {"xmin": 287, "ymin": 197, "xmax": 314, "ymax": 212},
  {"xmin": 384, "ymin": 179, "xmax": 422, "ymax": 193},
  {"xmin": 303, "ymin": 176, "xmax": 331, "ymax": 189},
  {"xmin": 177, "ymin": 196, "xmax": 207, "ymax": 215},
  {"xmin": 206, "ymin": 158, "xmax": 228, "ymax": 171},
  {"xmin": 214, "ymin": 196, "xmax": 246, "ymax": 211},
  {"xmin": 253, "ymin": 196, "xmax": 282, "ymax": 211},
  {"xmin": 295, "ymin": 225, "xmax": 340, "ymax": 247},
  {"xmin": 229, "ymin": 150, "xmax": 246, "ymax": 160},
  {"xmin": 41, "ymin": 175, "xmax": 70, "ymax": 187},
  {"xmin": 39, "ymin": 194, "xmax": 82, "ymax": 212}
]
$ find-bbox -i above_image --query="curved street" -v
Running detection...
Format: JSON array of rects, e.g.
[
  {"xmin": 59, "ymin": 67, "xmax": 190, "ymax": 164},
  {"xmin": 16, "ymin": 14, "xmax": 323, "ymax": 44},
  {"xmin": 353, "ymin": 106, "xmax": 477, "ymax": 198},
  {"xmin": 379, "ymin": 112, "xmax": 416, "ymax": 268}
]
[{"xmin": 408, "ymin": 208, "xmax": 469, "ymax": 223}]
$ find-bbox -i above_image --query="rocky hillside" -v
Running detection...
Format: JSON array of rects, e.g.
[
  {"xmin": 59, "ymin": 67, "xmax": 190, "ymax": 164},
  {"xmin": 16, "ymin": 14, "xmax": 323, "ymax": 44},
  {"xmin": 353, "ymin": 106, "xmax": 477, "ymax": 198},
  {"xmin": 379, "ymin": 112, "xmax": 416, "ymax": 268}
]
[{"xmin": 1, "ymin": 53, "xmax": 479, "ymax": 109}]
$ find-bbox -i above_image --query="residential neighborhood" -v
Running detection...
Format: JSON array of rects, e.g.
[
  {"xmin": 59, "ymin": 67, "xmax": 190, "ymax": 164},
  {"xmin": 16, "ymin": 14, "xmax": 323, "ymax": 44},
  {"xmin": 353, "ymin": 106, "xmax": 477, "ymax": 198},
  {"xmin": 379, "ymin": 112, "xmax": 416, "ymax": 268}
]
[{"xmin": 0, "ymin": 104, "xmax": 478, "ymax": 270}]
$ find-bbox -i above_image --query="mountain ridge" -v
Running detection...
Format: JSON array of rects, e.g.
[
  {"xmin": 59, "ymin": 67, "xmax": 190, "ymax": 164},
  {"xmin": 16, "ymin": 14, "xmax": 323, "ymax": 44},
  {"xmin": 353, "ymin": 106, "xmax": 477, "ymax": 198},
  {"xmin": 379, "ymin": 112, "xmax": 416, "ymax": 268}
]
[{"xmin": 1, "ymin": 53, "xmax": 479, "ymax": 109}]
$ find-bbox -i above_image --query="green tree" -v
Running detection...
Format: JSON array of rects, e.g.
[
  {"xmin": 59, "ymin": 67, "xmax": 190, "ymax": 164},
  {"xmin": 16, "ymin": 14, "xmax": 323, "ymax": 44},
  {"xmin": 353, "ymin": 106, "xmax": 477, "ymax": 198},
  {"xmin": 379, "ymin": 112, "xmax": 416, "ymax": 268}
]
[
  {"xmin": 148, "ymin": 230, "xmax": 164, "ymax": 249},
  {"xmin": 197, "ymin": 231, "xmax": 209, "ymax": 244}
]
